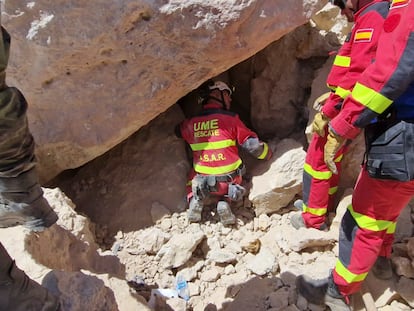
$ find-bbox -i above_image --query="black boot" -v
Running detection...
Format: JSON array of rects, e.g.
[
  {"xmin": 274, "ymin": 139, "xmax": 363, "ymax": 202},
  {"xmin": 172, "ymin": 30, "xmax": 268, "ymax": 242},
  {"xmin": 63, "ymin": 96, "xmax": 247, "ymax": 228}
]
[
  {"xmin": 296, "ymin": 272, "xmax": 350, "ymax": 311},
  {"xmin": 372, "ymin": 256, "xmax": 393, "ymax": 280},
  {"xmin": 0, "ymin": 243, "xmax": 60, "ymax": 311},
  {"xmin": 0, "ymin": 168, "xmax": 58, "ymax": 231}
]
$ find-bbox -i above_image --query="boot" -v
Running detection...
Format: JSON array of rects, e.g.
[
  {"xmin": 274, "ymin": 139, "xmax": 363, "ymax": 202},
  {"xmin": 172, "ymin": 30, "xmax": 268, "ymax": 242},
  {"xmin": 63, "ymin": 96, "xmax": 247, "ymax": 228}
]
[
  {"xmin": 217, "ymin": 201, "xmax": 236, "ymax": 226},
  {"xmin": 0, "ymin": 243, "xmax": 60, "ymax": 311},
  {"xmin": 187, "ymin": 197, "xmax": 203, "ymax": 223},
  {"xmin": 290, "ymin": 213, "xmax": 327, "ymax": 231},
  {"xmin": 296, "ymin": 273, "xmax": 350, "ymax": 311},
  {"xmin": 0, "ymin": 169, "xmax": 58, "ymax": 232},
  {"xmin": 372, "ymin": 256, "xmax": 393, "ymax": 280},
  {"xmin": 293, "ymin": 199, "xmax": 303, "ymax": 211},
  {"xmin": 290, "ymin": 213, "xmax": 306, "ymax": 229}
]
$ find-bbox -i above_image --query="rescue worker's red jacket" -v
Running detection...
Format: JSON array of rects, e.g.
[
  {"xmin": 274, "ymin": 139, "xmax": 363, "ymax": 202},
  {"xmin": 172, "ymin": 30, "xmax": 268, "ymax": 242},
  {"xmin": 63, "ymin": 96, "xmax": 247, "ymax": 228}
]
[
  {"xmin": 177, "ymin": 102, "xmax": 269, "ymax": 176},
  {"xmin": 322, "ymin": 0, "xmax": 390, "ymax": 119},
  {"xmin": 330, "ymin": 0, "xmax": 414, "ymax": 139}
]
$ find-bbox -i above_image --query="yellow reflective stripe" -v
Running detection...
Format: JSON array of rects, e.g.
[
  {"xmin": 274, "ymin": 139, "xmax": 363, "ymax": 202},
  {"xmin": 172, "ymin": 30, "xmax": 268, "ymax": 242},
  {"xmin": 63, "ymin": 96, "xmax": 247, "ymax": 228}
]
[
  {"xmin": 348, "ymin": 204, "xmax": 396, "ymax": 231},
  {"xmin": 190, "ymin": 139, "xmax": 236, "ymax": 151},
  {"xmin": 194, "ymin": 159, "xmax": 242, "ymax": 175},
  {"xmin": 352, "ymin": 82, "xmax": 393, "ymax": 114},
  {"xmin": 391, "ymin": 0, "xmax": 409, "ymax": 8},
  {"xmin": 387, "ymin": 222, "xmax": 396, "ymax": 234},
  {"xmin": 335, "ymin": 86, "xmax": 351, "ymax": 99},
  {"xmin": 303, "ymin": 203, "xmax": 327, "ymax": 216},
  {"xmin": 334, "ymin": 153, "xmax": 343, "ymax": 162},
  {"xmin": 327, "ymin": 84, "xmax": 337, "ymax": 92},
  {"xmin": 333, "ymin": 55, "xmax": 351, "ymax": 68},
  {"xmin": 258, "ymin": 143, "xmax": 269, "ymax": 159},
  {"xmin": 304, "ymin": 163, "xmax": 332, "ymax": 180},
  {"xmin": 335, "ymin": 260, "xmax": 368, "ymax": 284},
  {"xmin": 329, "ymin": 186, "xmax": 338, "ymax": 195}
]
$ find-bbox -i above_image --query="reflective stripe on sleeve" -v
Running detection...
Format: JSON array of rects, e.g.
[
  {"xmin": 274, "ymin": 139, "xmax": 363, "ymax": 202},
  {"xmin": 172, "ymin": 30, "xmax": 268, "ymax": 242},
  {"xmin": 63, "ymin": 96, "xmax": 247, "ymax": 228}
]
[
  {"xmin": 333, "ymin": 55, "xmax": 351, "ymax": 68},
  {"xmin": 335, "ymin": 86, "xmax": 351, "ymax": 100},
  {"xmin": 329, "ymin": 186, "xmax": 338, "ymax": 195},
  {"xmin": 352, "ymin": 82, "xmax": 393, "ymax": 114},
  {"xmin": 258, "ymin": 142, "xmax": 269, "ymax": 159}
]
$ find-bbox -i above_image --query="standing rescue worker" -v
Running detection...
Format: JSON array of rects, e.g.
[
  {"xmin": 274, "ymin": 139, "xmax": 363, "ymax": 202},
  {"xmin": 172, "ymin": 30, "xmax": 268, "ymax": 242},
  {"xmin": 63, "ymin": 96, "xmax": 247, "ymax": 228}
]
[
  {"xmin": 297, "ymin": 0, "xmax": 414, "ymax": 309},
  {"xmin": 176, "ymin": 80, "xmax": 272, "ymax": 225},
  {"xmin": 0, "ymin": 23, "xmax": 60, "ymax": 310},
  {"xmin": 291, "ymin": 0, "xmax": 390, "ymax": 231}
]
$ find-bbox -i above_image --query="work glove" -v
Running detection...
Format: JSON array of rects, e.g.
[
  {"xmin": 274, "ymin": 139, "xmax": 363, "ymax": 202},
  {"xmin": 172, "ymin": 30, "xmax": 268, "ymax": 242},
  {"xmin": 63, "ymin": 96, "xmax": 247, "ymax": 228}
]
[
  {"xmin": 324, "ymin": 128, "xmax": 345, "ymax": 175},
  {"xmin": 312, "ymin": 91, "xmax": 331, "ymax": 111},
  {"xmin": 311, "ymin": 112, "xmax": 330, "ymax": 137}
]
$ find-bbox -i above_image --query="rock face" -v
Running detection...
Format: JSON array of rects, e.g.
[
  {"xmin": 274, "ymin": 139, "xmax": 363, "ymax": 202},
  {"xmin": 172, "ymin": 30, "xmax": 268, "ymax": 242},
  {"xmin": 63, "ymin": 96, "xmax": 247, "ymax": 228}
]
[{"xmin": 3, "ymin": 0, "xmax": 325, "ymax": 182}]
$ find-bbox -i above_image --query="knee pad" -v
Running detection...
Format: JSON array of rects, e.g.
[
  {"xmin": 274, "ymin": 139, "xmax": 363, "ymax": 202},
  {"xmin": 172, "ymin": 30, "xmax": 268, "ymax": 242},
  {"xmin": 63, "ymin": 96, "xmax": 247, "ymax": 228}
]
[{"xmin": 227, "ymin": 184, "xmax": 246, "ymax": 202}]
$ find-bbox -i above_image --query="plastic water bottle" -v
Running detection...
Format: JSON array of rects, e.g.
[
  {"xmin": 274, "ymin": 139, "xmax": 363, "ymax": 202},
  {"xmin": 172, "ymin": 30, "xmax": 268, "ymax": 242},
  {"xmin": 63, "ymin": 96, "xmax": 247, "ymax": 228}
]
[{"xmin": 176, "ymin": 275, "xmax": 190, "ymax": 301}]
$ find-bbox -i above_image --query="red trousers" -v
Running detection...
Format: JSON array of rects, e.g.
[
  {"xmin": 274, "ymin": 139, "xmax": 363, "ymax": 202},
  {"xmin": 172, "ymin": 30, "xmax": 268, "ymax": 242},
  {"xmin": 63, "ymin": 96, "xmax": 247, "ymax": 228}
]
[
  {"xmin": 302, "ymin": 132, "xmax": 347, "ymax": 229},
  {"xmin": 333, "ymin": 167, "xmax": 414, "ymax": 297}
]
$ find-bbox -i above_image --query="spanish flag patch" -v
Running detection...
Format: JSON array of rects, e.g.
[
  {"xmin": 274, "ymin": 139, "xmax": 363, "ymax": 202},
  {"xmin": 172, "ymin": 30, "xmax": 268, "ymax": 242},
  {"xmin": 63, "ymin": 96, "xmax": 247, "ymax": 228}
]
[
  {"xmin": 390, "ymin": 0, "xmax": 410, "ymax": 9},
  {"xmin": 354, "ymin": 28, "xmax": 374, "ymax": 43}
]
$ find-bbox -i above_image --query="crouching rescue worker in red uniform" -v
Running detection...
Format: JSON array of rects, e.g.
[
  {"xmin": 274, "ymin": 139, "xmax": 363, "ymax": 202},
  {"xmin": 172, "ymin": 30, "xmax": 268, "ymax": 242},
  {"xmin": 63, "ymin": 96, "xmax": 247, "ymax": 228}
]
[
  {"xmin": 297, "ymin": 0, "xmax": 414, "ymax": 309},
  {"xmin": 176, "ymin": 80, "xmax": 272, "ymax": 226},
  {"xmin": 292, "ymin": 0, "xmax": 390, "ymax": 231}
]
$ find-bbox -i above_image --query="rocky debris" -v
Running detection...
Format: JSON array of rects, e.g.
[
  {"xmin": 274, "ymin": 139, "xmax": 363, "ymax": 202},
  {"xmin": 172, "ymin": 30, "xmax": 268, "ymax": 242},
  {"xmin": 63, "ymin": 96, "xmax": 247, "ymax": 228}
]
[
  {"xmin": 113, "ymin": 193, "xmax": 414, "ymax": 311},
  {"xmin": 0, "ymin": 179, "xmax": 412, "ymax": 310},
  {"xmin": 47, "ymin": 124, "xmax": 413, "ymax": 311},
  {"xmin": 0, "ymin": 188, "xmax": 151, "ymax": 311}
]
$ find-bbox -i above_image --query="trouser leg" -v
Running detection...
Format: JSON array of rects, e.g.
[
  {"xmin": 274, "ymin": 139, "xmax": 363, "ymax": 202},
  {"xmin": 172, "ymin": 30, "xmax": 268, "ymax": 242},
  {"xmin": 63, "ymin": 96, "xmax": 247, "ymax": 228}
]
[
  {"xmin": 301, "ymin": 133, "xmax": 344, "ymax": 229},
  {"xmin": 333, "ymin": 168, "xmax": 414, "ymax": 297},
  {"xmin": 0, "ymin": 242, "xmax": 60, "ymax": 311}
]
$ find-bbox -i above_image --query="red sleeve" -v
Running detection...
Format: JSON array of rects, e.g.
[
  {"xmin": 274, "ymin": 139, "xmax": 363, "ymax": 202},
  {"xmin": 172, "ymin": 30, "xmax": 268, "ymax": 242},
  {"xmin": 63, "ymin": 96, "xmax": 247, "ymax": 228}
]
[
  {"xmin": 321, "ymin": 93, "xmax": 343, "ymax": 119},
  {"xmin": 335, "ymin": 8, "xmax": 386, "ymax": 92},
  {"xmin": 326, "ymin": 38, "xmax": 352, "ymax": 89},
  {"xmin": 330, "ymin": 1, "xmax": 414, "ymax": 139},
  {"xmin": 234, "ymin": 115, "xmax": 258, "ymax": 145}
]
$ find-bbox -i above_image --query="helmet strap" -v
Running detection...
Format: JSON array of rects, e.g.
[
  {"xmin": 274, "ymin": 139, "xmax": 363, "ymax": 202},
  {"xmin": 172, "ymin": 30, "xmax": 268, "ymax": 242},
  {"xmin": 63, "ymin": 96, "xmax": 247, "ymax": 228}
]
[{"xmin": 205, "ymin": 91, "xmax": 227, "ymax": 109}]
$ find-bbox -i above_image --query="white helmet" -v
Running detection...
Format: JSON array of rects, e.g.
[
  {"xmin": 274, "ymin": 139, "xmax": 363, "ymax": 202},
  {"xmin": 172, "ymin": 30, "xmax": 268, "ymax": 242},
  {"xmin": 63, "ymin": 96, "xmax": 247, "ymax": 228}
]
[{"xmin": 208, "ymin": 81, "xmax": 232, "ymax": 95}]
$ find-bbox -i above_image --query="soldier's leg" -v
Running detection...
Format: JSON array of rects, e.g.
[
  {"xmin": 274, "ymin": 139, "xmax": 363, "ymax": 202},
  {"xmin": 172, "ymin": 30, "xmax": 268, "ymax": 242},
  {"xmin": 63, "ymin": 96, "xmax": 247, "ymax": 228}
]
[{"xmin": 0, "ymin": 242, "xmax": 60, "ymax": 311}]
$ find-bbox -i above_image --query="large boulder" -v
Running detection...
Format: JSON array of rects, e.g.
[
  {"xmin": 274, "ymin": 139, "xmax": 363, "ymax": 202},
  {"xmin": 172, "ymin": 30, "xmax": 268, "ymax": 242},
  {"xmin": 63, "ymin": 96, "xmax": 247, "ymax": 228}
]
[{"xmin": 3, "ymin": 0, "xmax": 325, "ymax": 181}]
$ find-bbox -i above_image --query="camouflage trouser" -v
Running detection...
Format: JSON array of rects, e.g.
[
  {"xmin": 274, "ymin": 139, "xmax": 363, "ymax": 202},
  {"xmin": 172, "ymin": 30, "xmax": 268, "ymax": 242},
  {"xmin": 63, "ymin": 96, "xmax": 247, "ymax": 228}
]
[
  {"xmin": 0, "ymin": 242, "xmax": 60, "ymax": 311},
  {"xmin": 0, "ymin": 168, "xmax": 58, "ymax": 231},
  {"xmin": 0, "ymin": 87, "xmax": 36, "ymax": 177}
]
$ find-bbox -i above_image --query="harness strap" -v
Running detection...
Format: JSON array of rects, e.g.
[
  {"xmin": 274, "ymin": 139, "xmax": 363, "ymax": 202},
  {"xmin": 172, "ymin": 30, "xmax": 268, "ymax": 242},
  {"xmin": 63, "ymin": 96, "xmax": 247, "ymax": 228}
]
[{"xmin": 214, "ymin": 164, "xmax": 245, "ymax": 182}]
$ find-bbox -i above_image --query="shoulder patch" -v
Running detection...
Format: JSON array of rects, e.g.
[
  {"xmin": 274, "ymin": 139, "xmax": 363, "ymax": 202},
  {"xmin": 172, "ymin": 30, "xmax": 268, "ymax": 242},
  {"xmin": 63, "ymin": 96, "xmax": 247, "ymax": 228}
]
[
  {"xmin": 354, "ymin": 28, "xmax": 374, "ymax": 43},
  {"xmin": 390, "ymin": 0, "xmax": 410, "ymax": 9}
]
